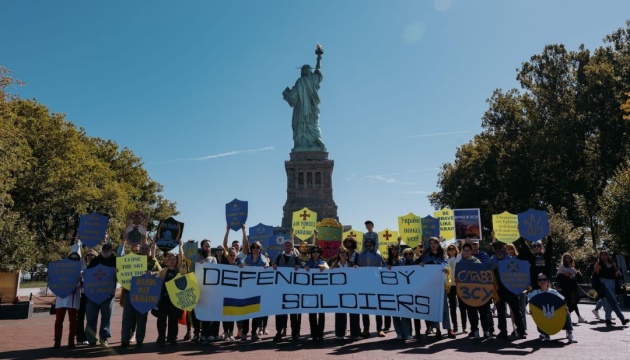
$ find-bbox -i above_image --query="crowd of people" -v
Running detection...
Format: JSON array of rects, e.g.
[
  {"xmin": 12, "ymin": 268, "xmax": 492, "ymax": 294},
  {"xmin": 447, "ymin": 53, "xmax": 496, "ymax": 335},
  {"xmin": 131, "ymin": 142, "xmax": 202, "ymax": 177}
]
[{"xmin": 50, "ymin": 220, "xmax": 629, "ymax": 350}]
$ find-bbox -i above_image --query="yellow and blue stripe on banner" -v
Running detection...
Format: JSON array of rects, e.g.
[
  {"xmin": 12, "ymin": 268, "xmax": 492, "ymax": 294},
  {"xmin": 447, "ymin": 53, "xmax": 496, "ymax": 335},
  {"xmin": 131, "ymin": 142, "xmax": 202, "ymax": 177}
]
[{"xmin": 222, "ymin": 296, "xmax": 261, "ymax": 316}]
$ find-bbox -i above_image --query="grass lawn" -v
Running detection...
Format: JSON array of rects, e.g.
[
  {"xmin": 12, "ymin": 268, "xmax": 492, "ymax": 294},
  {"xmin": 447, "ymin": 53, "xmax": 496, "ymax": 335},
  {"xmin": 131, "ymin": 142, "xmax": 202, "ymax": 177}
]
[{"xmin": 20, "ymin": 281, "xmax": 47, "ymax": 289}]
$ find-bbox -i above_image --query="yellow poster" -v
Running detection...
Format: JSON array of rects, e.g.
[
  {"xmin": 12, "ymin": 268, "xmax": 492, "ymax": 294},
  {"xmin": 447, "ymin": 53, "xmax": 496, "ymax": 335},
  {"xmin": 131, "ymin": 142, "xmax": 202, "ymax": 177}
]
[
  {"xmin": 291, "ymin": 207, "xmax": 317, "ymax": 241},
  {"xmin": 398, "ymin": 212, "xmax": 422, "ymax": 249},
  {"xmin": 343, "ymin": 229, "xmax": 364, "ymax": 253},
  {"xmin": 116, "ymin": 254, "xmax": 147, "ymax": 290},
  {"xmin": 166, "ymin": 272, "xmax": 200, "ymax": 311},
  {"xmin": 378, "ymin": 228, "xmax": 399, "ymax": 260},
  {"xmin": 492, "ymin": 211, "xmax": 520, "ymax": 243},
  {"xmin": 433, "ymin": 208, "xmax": 455, "ymax": 241}
]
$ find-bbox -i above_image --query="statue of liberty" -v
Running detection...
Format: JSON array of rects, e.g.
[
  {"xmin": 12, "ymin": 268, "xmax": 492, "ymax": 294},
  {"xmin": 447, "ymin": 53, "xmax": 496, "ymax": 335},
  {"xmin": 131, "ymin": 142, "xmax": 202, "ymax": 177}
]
[{"xmin": 282, "ymin": 44, "xmax": 327, "ymax": 152}]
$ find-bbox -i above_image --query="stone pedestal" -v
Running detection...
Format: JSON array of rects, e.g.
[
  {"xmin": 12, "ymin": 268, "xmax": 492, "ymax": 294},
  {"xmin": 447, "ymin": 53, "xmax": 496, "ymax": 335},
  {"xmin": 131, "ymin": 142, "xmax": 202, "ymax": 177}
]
[{"xmin": 281, "ymin": 151, "xmax": 338, "ymax": 229}]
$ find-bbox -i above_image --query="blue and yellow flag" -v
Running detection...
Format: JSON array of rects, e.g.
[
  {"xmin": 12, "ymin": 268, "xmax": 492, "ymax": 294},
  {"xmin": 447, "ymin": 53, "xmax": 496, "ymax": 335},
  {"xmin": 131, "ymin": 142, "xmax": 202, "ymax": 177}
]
[
  {"xmin": 223, "ymin": 296, "xmax": 261, "ymax": 316},
  {"xmin": 529, "ymin": 292, "xmax": 567, "ymax": 335}
]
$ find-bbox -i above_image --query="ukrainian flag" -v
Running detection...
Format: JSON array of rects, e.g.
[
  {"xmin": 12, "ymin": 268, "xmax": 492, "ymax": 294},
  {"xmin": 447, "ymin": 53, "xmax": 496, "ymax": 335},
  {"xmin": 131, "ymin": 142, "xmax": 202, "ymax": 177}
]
[{"xmin": 223, "ymin": 296, "xmax": 261, "ymax": 316}]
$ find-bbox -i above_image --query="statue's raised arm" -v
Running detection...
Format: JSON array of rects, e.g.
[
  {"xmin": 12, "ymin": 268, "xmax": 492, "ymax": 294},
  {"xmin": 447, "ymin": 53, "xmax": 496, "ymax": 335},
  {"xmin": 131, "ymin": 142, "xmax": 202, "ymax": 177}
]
[{"xmin": 282, "ymin": 44, "xmax": 327, "ymax": 152}]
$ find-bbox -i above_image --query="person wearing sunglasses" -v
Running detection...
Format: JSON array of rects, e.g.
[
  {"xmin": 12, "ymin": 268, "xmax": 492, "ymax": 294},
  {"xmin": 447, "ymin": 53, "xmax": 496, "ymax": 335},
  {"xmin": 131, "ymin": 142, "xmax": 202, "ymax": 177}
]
[
  {"xmin": 272, "ymin": 235, "xmax": 303, "ymax": 343},
  {"xmin": 237, "ymin": 238, "xmax": 268, "ymax": 342},
  {"xmin": 593, "ymin": 250, "xmax": 629, "ymax": 327},
  {"xmin": 331, "ymin": 247, "xmax": 360, "ymax": 341},
  {"xmin": 515, "ymin": 237, "xmax": 553, "ymax": 291},
  {"xmin": 305, "ymin": 245, "xmax": 329, "ymax": 342},
  {"xmin": 527, "ymin": 273, "xmax": 577, "ymax": 343},
  {"xmin": 420, "ymin": 237, "xmax": 455, "ymax": 340},
  {"xmin": 50, "ymin": 252, "xmax": 82, "ymax": 349}
]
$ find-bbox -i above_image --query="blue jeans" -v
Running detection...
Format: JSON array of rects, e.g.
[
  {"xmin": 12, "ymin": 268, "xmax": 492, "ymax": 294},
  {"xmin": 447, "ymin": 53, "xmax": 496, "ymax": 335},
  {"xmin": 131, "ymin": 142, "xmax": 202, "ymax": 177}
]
[
  {"xmin": 600, "ymin": 278, "xmax": 626, "ymax": 322},
  {"xmin": 393, "ymin": 317, "xmax": 412, "ymax": 338},
  {"xmin": 86, "ymin": 294, "xmax": 115, "ymax": 344},
  {"xmin": 121, "ymin": 293, "xmax": 148, "ymax": 343}
]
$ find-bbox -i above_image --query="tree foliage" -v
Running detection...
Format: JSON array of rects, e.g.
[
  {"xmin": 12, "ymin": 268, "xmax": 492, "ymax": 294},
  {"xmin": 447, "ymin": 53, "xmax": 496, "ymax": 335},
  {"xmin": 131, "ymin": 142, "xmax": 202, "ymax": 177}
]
[
  {"xmin": 430, "ymin": 21, "xmax": 630, "ymax": 253},
  {"xmin": 0, "ymin": 67, "xmax": 178, "ymax": 269}
]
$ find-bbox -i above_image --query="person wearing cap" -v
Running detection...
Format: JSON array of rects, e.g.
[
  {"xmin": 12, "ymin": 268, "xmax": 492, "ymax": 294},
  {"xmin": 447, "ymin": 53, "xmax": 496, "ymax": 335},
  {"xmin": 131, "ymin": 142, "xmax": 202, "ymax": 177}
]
[
  {"xmin": 272, "ymin": 231, "xmax": 303, "ymax": 343},
  {"xmin": 85, "ymin": 243, "xmax": 117, "ymax": 347},
  {"xmin": 488, "ymin": 241, "xmax": 526, "ymax": 340},
  {"xmin": 50, "ymin": 252, "xmax": 82, "ymax": 349}
]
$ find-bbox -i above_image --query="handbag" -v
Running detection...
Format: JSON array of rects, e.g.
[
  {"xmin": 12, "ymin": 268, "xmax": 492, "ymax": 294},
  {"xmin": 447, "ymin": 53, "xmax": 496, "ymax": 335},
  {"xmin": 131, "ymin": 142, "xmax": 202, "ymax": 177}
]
[{"xmin": 49, "ymin": 299, "xmax": 56, "ymax": 315}]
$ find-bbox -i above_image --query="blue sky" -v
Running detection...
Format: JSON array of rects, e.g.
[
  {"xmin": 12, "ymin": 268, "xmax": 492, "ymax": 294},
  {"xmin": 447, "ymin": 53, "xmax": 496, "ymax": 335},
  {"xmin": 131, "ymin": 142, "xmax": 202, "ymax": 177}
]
[{"xmin": 3, "ymin": 1, "xmax": 630, "ymax": 243}]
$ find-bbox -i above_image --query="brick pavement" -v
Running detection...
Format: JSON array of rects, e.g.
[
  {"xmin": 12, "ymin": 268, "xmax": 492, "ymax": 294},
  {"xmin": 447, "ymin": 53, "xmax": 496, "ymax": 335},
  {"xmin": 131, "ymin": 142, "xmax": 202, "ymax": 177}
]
[{"xmin": 1, "ymin": 303, "xmax": 629, "ymax": 360}]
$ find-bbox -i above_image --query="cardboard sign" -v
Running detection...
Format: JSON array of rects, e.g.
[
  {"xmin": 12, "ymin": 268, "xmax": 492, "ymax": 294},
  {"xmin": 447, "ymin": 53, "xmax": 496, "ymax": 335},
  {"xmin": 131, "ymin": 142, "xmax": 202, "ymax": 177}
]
[
  {"xmin": 529, "ymin": 292, "xmax": 567, "ymax": 335},
  {"xmin": 116, "ymin": 254, "xmax": 147, "ymax": 290},
  {"xmin": 122, "ymin": 210, "xmax": 148, "ymax": 247},
  {"xmin": 316, "ymin": 218, "xmax": 342, "ymax": 261},
  {"xmin": 47, "ymin": 259, "xmax": 82, "ymax": 298},
  {"xmin": 492, "ymin": 211, "xmax": 520, "ymax": 243},
  {"xmin": 78, "ymin": 212, "xmax": 109, "ymax": 249},
  {"xmin": 433, "ymin": 208, "xmax": 455, "ymax": 241},
  {"xmin": 398, "ymin": 213, "xmax": 422, "ymax": 249},
  {"xmin": 378, "ymin": 228, "xmax": 398, "ymax": 260},
  {"xmin": 357, "ymin": 252, "xmax": 384, "ymax": 267},
  {"xmin": 343, "ymin": 229, "xmax": 363, "ymax": 253},
  {"xmin": 165, "ymin": 273, "xmax": 200, "ymax": 311},
  {"xmin": 292, "ymin": 207, "xmax": 317, "ymax": 241},
  {"xmin": 455, "ymin": 261, "xmax": 494, "ymax": 307},
  {"xmin": 264, "ymin": 233, "xmax": 287, "ymax": 263},
  {"xmin": 155, "ymin": 217, "xmax": 184, "ymax": 252},
  {"xmin": 518, "ymin": 208, "xmax": 549, "ymax": 242},
  {"xmin": 226, "ymin": 199, "xmax": 248, "ymax": 232},
  {"xmin": 83, "ymin": 264, "xmax": 117, "ymax": 304},
  {"xmin": 129, "ymin": 274, "xmax": 163, "ymax": 314},
  {"xmin": 454, "ymin": 208, "xmax": 482, "ymax": 241},
  {"xmin": 498, "ymin": 258, "xmax": 530, "ymax": 295}
]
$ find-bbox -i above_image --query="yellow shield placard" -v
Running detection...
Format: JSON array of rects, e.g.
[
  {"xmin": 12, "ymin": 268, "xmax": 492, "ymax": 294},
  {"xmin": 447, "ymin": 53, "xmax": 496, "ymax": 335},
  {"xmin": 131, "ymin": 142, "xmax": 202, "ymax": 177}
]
[
  {"xmin": 116, "ymin": 254, "xmax": 147, "ymax": 291},
  {"xmin": 292, "ymin": 207, "xmax": 317, "ymax": 241},
  {"xmin": 433, "ymin": 208, "xmax": 455, "ymax": 241},
  {"xmin": 378, "ymin": 228, "xmax": 399, "ymax": 260},
  {"xmin": 166, "ymin": 273, "xmax": 200, "ymax": 311},
  {"xmin": 492, "ymin": 211, "xmax": 520, "ymax": 243},
  {"xmin": 343, "ymin": 229, "xmax": 363, "ymax": 253},
  {"xmin": 398, "ymin": 213, "xmax": 422, "ymax": 249}
]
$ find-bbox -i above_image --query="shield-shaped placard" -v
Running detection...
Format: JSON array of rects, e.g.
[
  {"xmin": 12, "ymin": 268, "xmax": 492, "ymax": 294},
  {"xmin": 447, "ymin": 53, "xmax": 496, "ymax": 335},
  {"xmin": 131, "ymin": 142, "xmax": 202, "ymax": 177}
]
[
  {"xmin": 357, "ymin": 252, "xmax": 384, "ymax": 267},
  {"xmin": 83, "ymin": 264, "xmax": 117, "ymax": 304},
  {"xmin": 166, "ymin": 273, "xmax": 200, "ymax": 311},
  {"xmin": 47, "ymin": 259, "xmax": 82, "ymax": 298},
  {"xmin": 434, "ymin": 208, "xmax": 455, "ymax": 241},
  {"xmin": 455, "ymin": 261, "xmax": 494, "ymax": 307},
  {"xmin": 398, "ymin": 213, "xmax": 422, "ymax": 249},
  {"xmin": 77, "ymin": 212, "xmax": 109, "ymax": 249},
  {"xmin": 529, "ymin": 292, "xmax": 567, "ymax": 335},
  {"xmin": 130, "ymin": 274, "xmax": 163, "ymax": 314},
  {"xmin": 264, "ymin": 233, "xmax": 286, "ymax": 263},
  {"xmin": 116, "ymin": 254, "xmax": 147, "ymax": 290},
  {"xmin": 498, "ymin": 258, "xmax": 531, "ymax": 295},
  {"xmin": 378, "ymin": 228, "xmax": 398, "ymax": 260},
  {"xmin": 123, "ymin": 210, "xmax": 148, "ymax": 247},
  {"xmin": 343, "ymin": 229, "xmax": 363, "ymax": 253},
  {"xmin": 316, "ymin": 218, "xmax": 343, "ymax": 261},
  {"xmin": 155, "ymin": 217, "xmax": 184, "ymax": 252},
  {"xmin": 226, "ymin": 199, "xmax": 248, "ymax": 232},
  {"xmin": 492, "ymin": 211, "xmax": 520, "ymax": 243},
  {"xmin": 249, "ymin": 223, "xmax": 274, "ymax": 247},
  {"xmin": 291, "ymin": 207, "xmax": 317, "ymax": 241},
  {"xmin": 518, "ymin": 208, "xmax": 549, "ymax": 242}
]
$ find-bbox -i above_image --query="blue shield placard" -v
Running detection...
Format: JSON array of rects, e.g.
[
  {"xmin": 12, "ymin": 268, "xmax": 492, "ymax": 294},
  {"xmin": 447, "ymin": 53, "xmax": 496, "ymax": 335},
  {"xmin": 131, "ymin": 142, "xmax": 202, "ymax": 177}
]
[
  {"xmin": 498, "ymin": 258, "xmax": 531, "ymax": 295},
  {"xmin": 226, "ymin": 199, "xmax": 248, "ymax": 232},
  {"xmin": 529, "ymin": 292, "xmax": 567, "ymax": 335},
  {"xmin": 357, "ymin": 252, "xmax": 384, "ymax": 267},
  {"xmin": 77, "ymin": 212, "xmax": 109, "ymax": 249},
  {"xmin": 264, "ymin": 232, "xmax": 287, "ymax": 264},
  {"xmin": 249, "ymin": 223, "xmax": 274, "ymax": 246},
  {"xmin": 47, "ymin": 259, "xmax": 82, "ymax": 298},
  {"xmin": 518, "ymin": 209, "xmax": 549, "ymax": 242},
  {"xmin": 130, "ymin": 274, "xmax": 163, "ymax": 314},
  {"xmin": 83, "ymin": 264, "xmax": 117, "ymax": 304},
  {"xmin": 455, "ymin": 261, "xmax": 494, "ymax": 307},
  {"xmin": 155, "ymin": 217, "xmax": 185, "ymax": 252}
]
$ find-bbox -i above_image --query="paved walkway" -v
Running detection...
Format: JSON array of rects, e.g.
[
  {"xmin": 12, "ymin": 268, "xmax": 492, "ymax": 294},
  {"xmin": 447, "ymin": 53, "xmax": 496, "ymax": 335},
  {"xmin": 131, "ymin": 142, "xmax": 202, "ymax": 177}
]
[{"xmin": 1, "ymin": 303, "xmax": 629, "ymax": 360}]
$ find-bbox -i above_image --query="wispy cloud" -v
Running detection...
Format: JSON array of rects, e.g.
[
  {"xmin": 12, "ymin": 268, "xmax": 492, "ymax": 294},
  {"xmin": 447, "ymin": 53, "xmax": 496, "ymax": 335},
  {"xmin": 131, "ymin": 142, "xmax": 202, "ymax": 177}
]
[
  {"xmin": 147, "ymin": 147, "xmax": 274, "ymax": 165},
  {"xmin": 367, "ymin": 168, "xmax": 439, "ymax": 184},
  {"xmin": 405, "ymin": 130, "xmax": 470, "ymax": 138}
]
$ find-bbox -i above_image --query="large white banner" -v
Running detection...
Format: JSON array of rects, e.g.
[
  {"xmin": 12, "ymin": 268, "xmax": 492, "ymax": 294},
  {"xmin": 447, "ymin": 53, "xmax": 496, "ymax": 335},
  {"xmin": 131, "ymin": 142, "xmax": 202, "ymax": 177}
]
[{"xmin": 194, "ymin": 263, "xmax": 445, "ymax": 322}]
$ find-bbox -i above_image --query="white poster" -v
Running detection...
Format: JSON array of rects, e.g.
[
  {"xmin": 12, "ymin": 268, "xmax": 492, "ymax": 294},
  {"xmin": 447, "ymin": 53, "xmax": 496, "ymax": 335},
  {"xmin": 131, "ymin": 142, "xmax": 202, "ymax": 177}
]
[{"xmin": 194, "ymin": 263, "xmax": 445, "ymax": 322}]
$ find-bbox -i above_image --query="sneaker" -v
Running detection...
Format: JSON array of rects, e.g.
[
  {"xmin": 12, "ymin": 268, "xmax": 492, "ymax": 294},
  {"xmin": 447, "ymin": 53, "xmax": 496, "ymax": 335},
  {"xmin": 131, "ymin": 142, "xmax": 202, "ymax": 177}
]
[
  {"xmin": 200, "ymin": 336, "xmax": 207, "ymax": 342},
  {"xmin": 263, "ymin": 328, "xmax": 269, "ymax": 335},
  {"xmin": 168, "ymin": 339, "xmax": 177, "ymax": 346},
  {"xmin": 578, "ymin": 316, "xmax": 587, "ymax": 324},
  {"xmin": 472, "ymin": 331, "xmax": 480, "ymax": 339},
  {"xmin": 192, "ymin": 334, "xmax": 200, "ymax": 343},
  {"xmin": 227, "ymin": 334, "xmax": 235, "ymax": 341},
  {"xmin": 404, "ymin": 335, "xmax": 414, "ymax": 340},
  {"xmin": 100, "ymin": 340, "xmax": 109, "ymax": 347},
  {"xmin": 592, "ymin": 309, "xmax": 600, "ymax": 319},
  {"xmin": 484, "ymin": 331, "xmax": 494, "ymax": 340},
  {"xmin": 378, "ymin": 330, "xmax": 386, "ymax": 337},
  {"xmin": 273, "ymin": 333, "xmax": 282, "ymax": 343},
  {"xmin": 81, "ymin": 341, "xmax": 89, "ymax": 345},
  {"xmin": 352, "ymin": 336, "xmax": 362, "ymax": 341},
  {"xmin": 251, "ymin": 334, "xmax": 260, "ymax": 342},
  {"xmin": 240, "ymin": 335, "xmax": 248, "ymax": 343},
  {"xmin": 336, "ymin": 336, "xmax": 345, "ymax": 341},
  {"xmin": 361, "ymin": 330, "xmax": 370, "ymax": 338},
  {"xmin": 207, "ymin": 336, "xmax": 216, "ymax": 342},
  {"xmin": 183, "ymin": 332, "xmax": 191, "ymax": 341},
  {"xmin": 623, "ymin": 319, "xmax": 630, "ymax": 326},
  {"xmin": 120, "ymin": 341, "xmax": 130, "ymax": 348},
  {"xmin": 219, "ymin": 332, "xmax": 226, "ymax": 340}
]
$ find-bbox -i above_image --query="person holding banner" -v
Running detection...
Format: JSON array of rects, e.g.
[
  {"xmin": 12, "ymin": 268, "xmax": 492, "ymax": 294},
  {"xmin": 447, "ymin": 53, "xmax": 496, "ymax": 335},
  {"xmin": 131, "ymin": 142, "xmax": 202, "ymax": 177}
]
[
  {"xmin": 342, "ymin": 236, "xmax": 359, "ymax": 264},
  {"xmin": 305, "ymin": 245, "xmax": 329, "ymax": 342},
  {"xmin": 420, "ymin": 237, "xmax": 455, "ymax": 340},
  {"xmin": 237, "ymin": 239, "xmax": 269, "ymax": 342},
  {"xmin": 219, "ymin": 248, "xmax": 239, "ymax": 341},
  {"xmin": 456, "ymin": 243, "xmax": 491, "ymax": 339},
  {"xmin": 527, "ymin": 273, "xmax": 577, "ymax": 343},
  {"xmin": 386, "ymin": 244, "xmax": 412, "ymax": 341},
  {"xmin": 190, "ymin": 239, "xmax": 218, "ymax": 343},
  {"xmin": 446, "ymin": 244, "xmax": 466, "ymax": 334},
  {"xmin": 85, "ymin": 243, "xmax": 117, "ymax": 347},
  {"xmin": 360, "ymin": 238, "xmax": 386, "ymax": 338},
  {"xmin": 51, "ymin": 252, "xmax": 82, "ymax": 349},
  {"xmin": 272, "ymin": 236, "xmax": 303, "ymax": 343},
  {"xmin": 331, "ymin": 246, "xmax": 360, "ymax": 341},
  {"xmin": 156, "ymin": 241, "xmax": 185, "ymax": 346}
]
